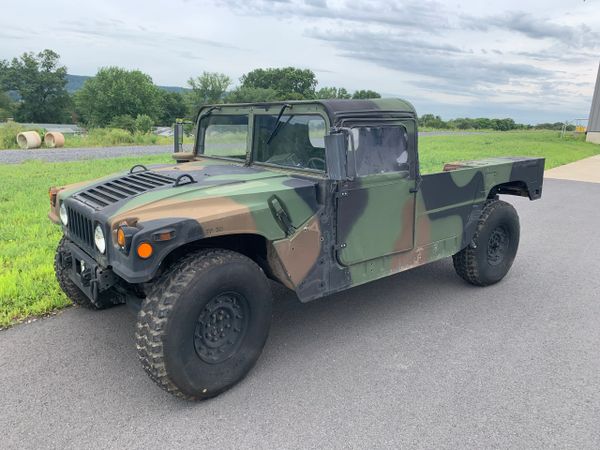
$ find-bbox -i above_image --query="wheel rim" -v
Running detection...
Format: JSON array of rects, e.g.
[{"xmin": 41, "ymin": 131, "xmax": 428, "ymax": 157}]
[
  {"xmin": 487, "ymin": 225, "xmax": 510, "ymax": 266},
  {"xmin": 194, "ymin": 291, "xmax": 249, "ymax": 364}
]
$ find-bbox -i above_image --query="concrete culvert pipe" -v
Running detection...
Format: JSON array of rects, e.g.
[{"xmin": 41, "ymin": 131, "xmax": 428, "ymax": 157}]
[
  {"xmin": 16, "ymin": 131, "xmax": 42, "ymax": 149},
  {"xmin": 44, "ymin": 131, "xmax": 65, "ymax": 148}
]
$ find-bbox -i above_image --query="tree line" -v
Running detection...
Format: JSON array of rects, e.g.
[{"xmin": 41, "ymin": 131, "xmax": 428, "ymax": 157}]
[
  {"xmin": 0, "ymin": 49, "xmax": 576, "ymax": 132},
  {"xmin": 419, "ymin": 114, "xmax": 576, "ymax": 132},
  {"xmin": 0, "ymin": 50, "xmax": 382, "ymax": 130}
]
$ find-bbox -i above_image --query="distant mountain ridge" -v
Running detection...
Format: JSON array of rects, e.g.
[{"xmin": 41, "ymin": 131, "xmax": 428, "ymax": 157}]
[{"xmin": 66, "ymin": 74, "xmax": 189, "ymax": 94}]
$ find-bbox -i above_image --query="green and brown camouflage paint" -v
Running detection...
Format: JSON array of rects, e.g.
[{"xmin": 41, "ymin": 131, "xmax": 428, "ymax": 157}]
[{"xmin": 49, "ymin": 99, "xmax": 544, "ymax": 302}]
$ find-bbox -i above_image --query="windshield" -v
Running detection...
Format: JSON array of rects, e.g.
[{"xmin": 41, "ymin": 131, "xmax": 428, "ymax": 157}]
[
  {"xmin": 253, "ymin": 114, "xmax": 327, "ymax": 171},
  {"xmin": 198, "ymin": 114, "xmax": 248, "ymax": 160}
]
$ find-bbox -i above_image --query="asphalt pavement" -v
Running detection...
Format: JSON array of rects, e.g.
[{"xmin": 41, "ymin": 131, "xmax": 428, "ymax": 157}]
[{"xmin": 1, "ymin": 178, "xmax": 599, "ymax": 449}]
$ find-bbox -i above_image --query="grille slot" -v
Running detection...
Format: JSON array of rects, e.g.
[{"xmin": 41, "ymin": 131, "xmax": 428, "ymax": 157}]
[
  {"xmin": 67, "ymin": 207, "xmax": 94, "ymax": 250},
  {"xmin": 72, "ymin": 171, "xmax": 176, "ymax": 210}
]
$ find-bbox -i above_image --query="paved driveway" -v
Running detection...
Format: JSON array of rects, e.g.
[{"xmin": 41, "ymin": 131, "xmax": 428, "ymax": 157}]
[
  {"xmin": 546, "ymin": 154, "xmax": 600, "ymax": 184},
  {"xmin": 1, "ymin": 178, "xmax": 599, "ymax": 449}
]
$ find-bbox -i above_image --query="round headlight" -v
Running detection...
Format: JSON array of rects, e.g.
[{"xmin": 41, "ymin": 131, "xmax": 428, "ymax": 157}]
[
  {"xmin": 59, "ymin": 203, "xmax": 68, "ymax": 226},
  {"xmin": 94, "ymin": 225, "xmax": 106, "ymax": 254}
]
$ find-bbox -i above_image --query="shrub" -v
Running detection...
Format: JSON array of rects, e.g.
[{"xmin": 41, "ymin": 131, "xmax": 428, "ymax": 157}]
[
  {"xmin": 87, "ymin": 128, "xmax": 135, "ymax": 145},
  {"xmin": 108, "ymin": 115, "xmax": 136, "ymax": 133},
  {"xmin": 0, "ymin": 122, "xmax": 26, "ymax": 149},
  {"xmin": 132, "ymin": 132, "xmax": 159, "ymax": 145},
  {"xmin": 134, "ymin": 114, "xmax": 154, "ymax": 134}
]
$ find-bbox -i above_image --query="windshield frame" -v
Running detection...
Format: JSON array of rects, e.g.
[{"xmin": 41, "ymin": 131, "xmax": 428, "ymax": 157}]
[
  {"xmin": 194, "ymin": 110, "xmax": 251, "ymax": 164},
  {"xmin": 250, "ymin": 110, "xmax": 329, "ymax": 175},
  {"xmin": 193, "ymin": 104, "xmax": 331, "ymax": 176}
]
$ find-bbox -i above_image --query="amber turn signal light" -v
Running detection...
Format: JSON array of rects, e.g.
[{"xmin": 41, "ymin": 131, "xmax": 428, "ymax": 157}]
[
  {"xmin": 49, "ymin": 187, "xmax": 58, "ymax": 207},
  {"xmin": 137, "ymin": 242, "xmax": 153, "ymax": 259},
  {"xmin": 117, "ymin": 228, "xmax": 126, "ymax": 247},
  {"xmin": 152, "ymin": 229, "xmax": 175, "ymax": 242}
]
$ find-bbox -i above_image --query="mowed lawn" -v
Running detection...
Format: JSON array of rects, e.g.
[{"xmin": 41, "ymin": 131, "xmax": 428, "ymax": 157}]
[{"xmin": 1, "ymin": 131, "xmax": 598, "ymax": 328}]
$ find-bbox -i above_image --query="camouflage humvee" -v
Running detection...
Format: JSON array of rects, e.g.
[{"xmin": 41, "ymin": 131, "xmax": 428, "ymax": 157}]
[{"xmin": 49, "ymin": 99, "xmax": 544, "ymax": 400}]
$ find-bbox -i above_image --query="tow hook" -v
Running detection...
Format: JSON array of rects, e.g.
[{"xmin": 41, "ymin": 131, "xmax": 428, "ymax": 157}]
[
  {"xmin": 60, "ymin": 251, "xmax": 72, "ymax": 268},
  {"xmin": 80, "ymin": 264, "xmax": 92, "ymax": 286}
]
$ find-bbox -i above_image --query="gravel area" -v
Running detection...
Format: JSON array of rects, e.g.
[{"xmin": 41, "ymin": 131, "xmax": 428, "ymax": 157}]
[
  {"xmin": 0, "ymin": 145, "xmax": 173, "ymax": 164},
  {"xmin": 0, "ymin": 132, "xmax": 483, "ymax": 164}
]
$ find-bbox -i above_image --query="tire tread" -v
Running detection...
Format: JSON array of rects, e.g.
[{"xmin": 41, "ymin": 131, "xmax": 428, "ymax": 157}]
[
  {"xmin": 134, "ymin": 248, "xmax": 261, "ymax": 400},
  {"xmin": 452, "ymin": 199, "xmax": 517, "ymax": 286}
]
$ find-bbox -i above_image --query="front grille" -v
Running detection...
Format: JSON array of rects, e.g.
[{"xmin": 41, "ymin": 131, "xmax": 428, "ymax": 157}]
[
  {"xmin": 72, "ymin": 171, "xmax": 176, "ymax": 210},
  {"xmin": 67, "ymin": 207, "xmax": 95, "ymax": 250}
]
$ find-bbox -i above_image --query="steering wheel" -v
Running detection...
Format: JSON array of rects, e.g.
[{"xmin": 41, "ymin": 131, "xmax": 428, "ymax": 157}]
[{"xmin": 307, "ymin": 157, "xmax": 326, "ymax": 171}]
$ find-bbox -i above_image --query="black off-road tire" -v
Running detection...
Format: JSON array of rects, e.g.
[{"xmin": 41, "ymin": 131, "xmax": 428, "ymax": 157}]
[
  {"xmin": 453, "ymin": 199, "xmax": 520, "ymax": 286},
  {"xmin": 135, "ymin": 248, "xmax": 273, "ymax": 400},
  {"xmin": 54, "ymin": 237, "xmax": 117, "ymax": 309}
]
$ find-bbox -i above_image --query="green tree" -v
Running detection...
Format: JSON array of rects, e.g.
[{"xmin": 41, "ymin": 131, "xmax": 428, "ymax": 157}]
[
  {"xmin": 158, "ymin": 91, "xmax": 187, "ymax": 125},
  {"xmin": 186, "ymin": 72, "xmax": 231, "ymax": 115},
  {"xmin": 109, "ymin": 114, "xmax": 137, "ymax": 133},
  {"xmin": 490, "ymin": 118, "xmax": 516, "ymax": 131},
  {"xmin": 0, "ymin": 92, "xmax": 15, "ymax": 121},
  {"xmin": 419, "ymin": 114, "xmax": 447, "ymax": 129},
  {"xmin": 75, "ymin": 67, "xmax": 162, "ymax": 127},
  {"xmin": 226, "ymin": 86, "xmax": 279, "ymax": 103},
  {"xmin": 316, "ymin": 86, "xmax": 352, "ymax": 99},
  {"xmin": 447, "ymin": 118, "xmax": 474, "ymax": 130},
  {"xmin": 352, "ymin": 89, "xmax": 381, "ymax": 99},
  {"xmin": 238, "ymin": 67, "xmax": 317, "ymax": 99},
  {"xmin": 474, "ymin": 118, "xmax": 492, "ymax": 129},
  {"xmin": 0, "ymin": 49, "xmax": 70, "ymax": 123},
  {"xmin": 0, "ymin": 60, "xmax": 8, "ymax": 89},
  {"xmin": 134, "ymin": 114, "xmax": 154, "ymax": 134}
]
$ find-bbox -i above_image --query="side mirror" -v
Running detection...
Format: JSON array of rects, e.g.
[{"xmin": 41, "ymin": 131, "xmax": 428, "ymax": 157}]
[
  {"xmin": 324, "ymin": 133, "xmax": 348, "ymax": 181},
  {"xmin": 173, "ymin": 121, "xmax": 184, "ymax": 153}
]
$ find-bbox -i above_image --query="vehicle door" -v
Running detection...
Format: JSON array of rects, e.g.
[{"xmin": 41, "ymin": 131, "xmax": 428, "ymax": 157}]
[{"xmin": 335, "ymin": 122, "xmax": 417, "ymax": 266}]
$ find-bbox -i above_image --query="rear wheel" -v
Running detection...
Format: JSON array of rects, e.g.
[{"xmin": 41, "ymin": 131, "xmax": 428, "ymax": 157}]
[
  {"xmin": 135, "ymin": 248, "xmax": 273, "ymax": 400},
  {"xmin": 453, "ymin": 199, "xmax": 520, "ymax": 286}
]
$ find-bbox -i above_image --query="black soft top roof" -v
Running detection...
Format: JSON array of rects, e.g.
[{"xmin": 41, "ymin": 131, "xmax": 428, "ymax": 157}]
[{"xmin": 204, "ymin": 98, "xmax": 417, "ymax": 125}]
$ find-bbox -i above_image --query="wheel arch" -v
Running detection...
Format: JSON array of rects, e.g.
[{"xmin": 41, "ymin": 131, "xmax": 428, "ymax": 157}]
[
  {"xmin": 157, "ymin": 233, "xmax": 287, "ymax": 285},
  {"xmin": 487, "ymin": 180, "xmax": 539, "ymax": 200}
]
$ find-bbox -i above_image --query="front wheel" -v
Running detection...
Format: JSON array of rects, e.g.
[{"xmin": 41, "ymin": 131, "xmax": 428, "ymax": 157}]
[
  {"xmin": 453, "ymin": 199, "xmax": 520, "ymax": 286},
  {"xmin": 135, "ymin": 248, "xmax": 273, "ymax": 400}
]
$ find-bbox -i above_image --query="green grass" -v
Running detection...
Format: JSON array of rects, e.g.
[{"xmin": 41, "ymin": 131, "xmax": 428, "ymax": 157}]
[
  {"xmin": 0, "ymin": 154, "xmax": 171, "ymax": 328},
  {"xmin": 418, "ymin": 130, "xmax": 597, "ymax": 174},
  {"xmin": 0, "ymin": 130, "xmax": 598, "ymax": 328}
]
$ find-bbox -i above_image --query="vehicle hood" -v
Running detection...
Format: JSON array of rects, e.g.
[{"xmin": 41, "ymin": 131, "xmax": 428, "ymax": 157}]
[{"xmin": 54, "ymin": 158, "xmax": 320, "ymax": 240}]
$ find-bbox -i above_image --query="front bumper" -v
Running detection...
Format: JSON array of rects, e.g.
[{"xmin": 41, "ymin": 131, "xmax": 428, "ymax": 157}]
[{"xmin": 59, "ymin": 241, "xmax": 119, "ymax": 302}]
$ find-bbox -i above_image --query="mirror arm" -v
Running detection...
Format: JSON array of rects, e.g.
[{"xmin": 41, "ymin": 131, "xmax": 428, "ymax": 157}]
[
  {"xmin": 173, "ymin": 120, "xmax": 183, "ymax": 153},
  {"xmin": 336, "ymin": 126, "xmax": 357, "ymax": 180},
  {"xmin": 324, "ymin": 129, "xmax": 350, "ymax": 181}
]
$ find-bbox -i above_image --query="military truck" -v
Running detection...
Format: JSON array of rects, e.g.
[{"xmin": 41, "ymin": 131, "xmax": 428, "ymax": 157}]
[{"xmin": 49, "ymin": 99, "xmax": 544, "ymax": 400}]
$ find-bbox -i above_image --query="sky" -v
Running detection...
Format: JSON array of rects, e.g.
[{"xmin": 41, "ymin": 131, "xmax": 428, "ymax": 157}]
[{"xmin": 1, "ymin": 0, "xmax": 599, "ymax": 123}]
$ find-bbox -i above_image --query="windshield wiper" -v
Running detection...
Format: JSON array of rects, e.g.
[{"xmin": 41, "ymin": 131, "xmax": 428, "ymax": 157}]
[{"xmin": 266, "ymin": 103, "xmax": 292, "ymax": 145}]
